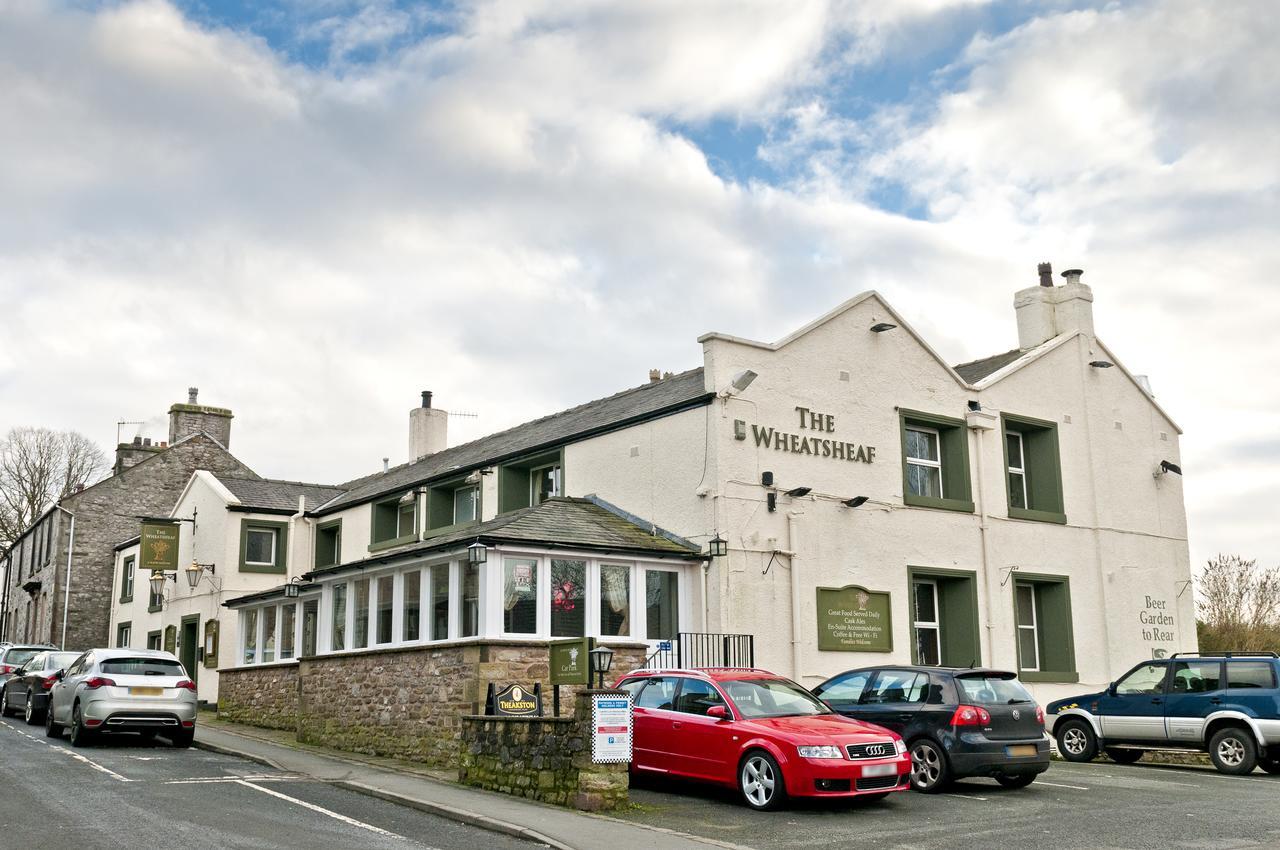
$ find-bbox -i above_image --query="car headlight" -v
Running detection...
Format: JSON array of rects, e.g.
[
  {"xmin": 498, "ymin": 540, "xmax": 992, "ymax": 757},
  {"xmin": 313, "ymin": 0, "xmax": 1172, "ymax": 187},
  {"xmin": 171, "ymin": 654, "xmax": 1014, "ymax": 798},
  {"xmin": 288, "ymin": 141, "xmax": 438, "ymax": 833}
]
[
  {"xmin": 895, "ymin": 739, "xmax": 907, "ymax": 755},
  {"xmin": 797, "ymin": 745, "xmax": 844, "ymax": 759}
]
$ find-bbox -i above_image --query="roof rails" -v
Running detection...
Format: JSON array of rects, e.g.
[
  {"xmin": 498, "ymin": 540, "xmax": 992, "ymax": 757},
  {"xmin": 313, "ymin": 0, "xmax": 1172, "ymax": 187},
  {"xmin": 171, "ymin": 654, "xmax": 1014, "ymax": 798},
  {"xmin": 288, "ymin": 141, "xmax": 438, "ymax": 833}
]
[
  {"xmin": 639, "ymin": 667, "xmax": 775, "ymax": 675},
  {"xmin": 1169, "ymin": 651, "xmax": 1280, "ymax": 659}
]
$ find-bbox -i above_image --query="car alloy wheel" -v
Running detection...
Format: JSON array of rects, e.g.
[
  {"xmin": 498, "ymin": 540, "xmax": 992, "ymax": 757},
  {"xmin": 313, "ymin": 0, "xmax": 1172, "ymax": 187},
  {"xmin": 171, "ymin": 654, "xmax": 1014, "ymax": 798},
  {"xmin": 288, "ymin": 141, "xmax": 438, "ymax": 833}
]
[
  {"xmin": 23, "ymin": 694, "xmax": 36, "ymax": 725},
  {"xmin": 1055, "ymin": 719, "xmax": 1098, "ymax": 762},
  {"xmin": 1209, "ymin": 727, "xmax": 1257, "ymax": 775},
  {"xmin": 45, "ymin": 703, "xmax": 61, "ymax": 738},
  {"xmin": 910, "ymin": 740, "xmax": 949, "ymax": 793},
  {"xmin": 739, "ymin": 752, "xmax": 783, "ymax": 810},
  {"xmin": 70, "ymin": 703, "xmax": 93, "ymax": 748}
]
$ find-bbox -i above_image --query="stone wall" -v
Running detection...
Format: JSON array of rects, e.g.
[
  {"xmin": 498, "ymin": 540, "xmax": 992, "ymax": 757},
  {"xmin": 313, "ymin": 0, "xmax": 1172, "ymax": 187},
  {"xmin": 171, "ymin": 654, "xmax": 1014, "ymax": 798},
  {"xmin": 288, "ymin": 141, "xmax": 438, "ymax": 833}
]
[
  {"xmin": 459, "ymin": 691, "xmax": 629, "ymax": 810},
  {"xmin": 216, "ymin": 639, "xmax": 649, "ymax": 771},
  {"xmin": 218, "ymin": 663, "xmax": 300, "ymax": 731}
]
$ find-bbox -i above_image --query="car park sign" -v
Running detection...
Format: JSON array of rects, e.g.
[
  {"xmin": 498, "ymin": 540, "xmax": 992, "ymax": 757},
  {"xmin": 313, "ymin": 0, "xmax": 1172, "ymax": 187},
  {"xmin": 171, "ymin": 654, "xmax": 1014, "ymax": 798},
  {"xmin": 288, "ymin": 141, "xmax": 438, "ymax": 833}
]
[{"xmin": 591, "ymin": 694, "xmax": 632, "ymax": 763}]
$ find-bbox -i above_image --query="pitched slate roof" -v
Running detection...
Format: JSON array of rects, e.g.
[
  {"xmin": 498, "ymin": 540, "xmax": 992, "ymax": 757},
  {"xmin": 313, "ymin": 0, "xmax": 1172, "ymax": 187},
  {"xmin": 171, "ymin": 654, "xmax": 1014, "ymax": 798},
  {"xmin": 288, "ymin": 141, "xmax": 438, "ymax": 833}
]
[
  {"xmin": 216, "ymin": 476, "xmax": 347, "ymax": 513},
  {"xmin": 299, "ymin": 496, "xmax": 703, "ymax": 584},
  {"xmin": 952, "ymin": 348, "xmax": 1024, "ymax": 384},
  {"xmin": 315, "ymin": 368, "xmax": 710, "ymax": 514}
]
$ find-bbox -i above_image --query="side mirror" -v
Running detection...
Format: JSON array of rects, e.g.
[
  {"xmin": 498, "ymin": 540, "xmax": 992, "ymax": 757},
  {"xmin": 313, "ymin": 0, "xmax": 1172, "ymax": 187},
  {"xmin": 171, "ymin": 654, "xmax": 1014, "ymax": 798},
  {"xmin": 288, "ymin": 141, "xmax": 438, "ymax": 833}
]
[
  {"xmin": 54, "ymin": 669, "xmax": 65, "ymax": 681},
  {"xmin": 1107, "ymin": 682, "xmax": 1117, "ymax": 696},
  {"xmin": 706, "ymin": 705, "xmax": 730, "ymax": 721}
]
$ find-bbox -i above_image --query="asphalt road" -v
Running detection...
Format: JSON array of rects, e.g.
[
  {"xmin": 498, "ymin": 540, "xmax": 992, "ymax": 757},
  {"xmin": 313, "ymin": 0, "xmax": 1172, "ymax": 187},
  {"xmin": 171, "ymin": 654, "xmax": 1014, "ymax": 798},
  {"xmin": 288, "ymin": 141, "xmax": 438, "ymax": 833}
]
[
  {"xmin": 0, "ymin": 714, "xmax": 541, "ymax": 850},
  {"xmin": 624, "ymin": 758, "xmax": 1280, "ymax": 849}
]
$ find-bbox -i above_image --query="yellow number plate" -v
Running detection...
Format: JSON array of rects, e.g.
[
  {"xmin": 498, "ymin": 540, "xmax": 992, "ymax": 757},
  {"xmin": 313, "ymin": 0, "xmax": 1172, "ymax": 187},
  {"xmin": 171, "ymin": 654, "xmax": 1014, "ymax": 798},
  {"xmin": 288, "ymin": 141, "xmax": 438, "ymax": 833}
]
[
  {"xmin": 1005, "ymin": 745, "xmax": 1038, "ymax": 758},
  {"xmin": 130, "ymin": 687, "xmax": 163, "ymax": 696}
]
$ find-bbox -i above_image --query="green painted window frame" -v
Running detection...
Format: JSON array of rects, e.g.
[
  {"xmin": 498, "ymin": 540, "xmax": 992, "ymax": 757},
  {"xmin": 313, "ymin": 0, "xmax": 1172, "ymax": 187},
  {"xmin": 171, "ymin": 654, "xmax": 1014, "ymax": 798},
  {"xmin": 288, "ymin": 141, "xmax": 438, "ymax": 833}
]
[
  {"xmin": 119, "ymin": 555, "xmax": 135, "ymax": 603},
  {"xmin": 146, "ymin": 630, "xmax": 162, "ymax": 651},
  {"xmin": 314, "ymin": 519, "xmax": 342, "ymax": 569},
  {"xmin": 239, "ymin": 519, "xmax": 289, "ymax": 574},
  {"xmin": 116, "ymin": 621, "xmax": 132, "ymax": 648},
  {"xmin": 369, "ymin": 495, "xmax": 417, "ymax": 552},
  {"xmin": 424, "ymin": 476, "xmax": 481, "ymax": 538},
  {"xmin": 1001, "ymin": 413, "xmax": 1067, "ymax": 524},
  {"xmin": 899, "ymin": 410, "xmax": 974, "ymax": 513},
  {"xmin": 497, "ymin": 448, "xmax": 564, "ymax": 514},
  {"xmin": 907, "ymin": 566, "xmax": 981, "ymax": 667},
  {"xmin": 1012, "ymin": 572, "xmax": 1079, "ymax": 683}
]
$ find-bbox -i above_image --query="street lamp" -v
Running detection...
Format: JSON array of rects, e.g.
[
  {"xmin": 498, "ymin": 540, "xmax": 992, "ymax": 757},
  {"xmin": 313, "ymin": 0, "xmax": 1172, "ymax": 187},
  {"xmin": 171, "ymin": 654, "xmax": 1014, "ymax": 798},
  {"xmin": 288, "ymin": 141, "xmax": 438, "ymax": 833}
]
[{"xmin": 589, "ymin": 645, "xmax": 615, "ymax": 689}]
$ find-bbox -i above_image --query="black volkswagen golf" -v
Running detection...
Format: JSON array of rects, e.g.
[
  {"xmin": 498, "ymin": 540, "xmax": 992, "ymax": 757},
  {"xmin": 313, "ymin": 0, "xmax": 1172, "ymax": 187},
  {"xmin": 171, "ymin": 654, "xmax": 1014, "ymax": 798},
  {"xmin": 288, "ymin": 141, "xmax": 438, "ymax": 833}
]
[{"xmin": 812, "ymin": 666, "xmax": 1050, "ymax": 792}]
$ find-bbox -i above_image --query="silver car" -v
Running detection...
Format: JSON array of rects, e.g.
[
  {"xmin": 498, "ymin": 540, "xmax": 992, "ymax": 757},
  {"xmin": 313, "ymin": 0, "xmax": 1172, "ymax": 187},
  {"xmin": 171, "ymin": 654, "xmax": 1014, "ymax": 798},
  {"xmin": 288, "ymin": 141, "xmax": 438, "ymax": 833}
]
[{"xmin": 46, "ymin": 648, "xmax": 198, "ymax": 748}]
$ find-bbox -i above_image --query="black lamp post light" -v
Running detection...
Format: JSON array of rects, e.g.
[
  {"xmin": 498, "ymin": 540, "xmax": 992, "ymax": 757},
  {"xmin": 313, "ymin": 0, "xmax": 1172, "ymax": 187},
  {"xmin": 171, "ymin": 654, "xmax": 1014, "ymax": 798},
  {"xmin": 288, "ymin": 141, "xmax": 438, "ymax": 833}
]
[
  {"xmin": 589, "ymin": 644, "xmax": 615, "ymax": 689},
  {"xmin": 708, "ymin": 535, "xmax": 727, "ymax": 558}
]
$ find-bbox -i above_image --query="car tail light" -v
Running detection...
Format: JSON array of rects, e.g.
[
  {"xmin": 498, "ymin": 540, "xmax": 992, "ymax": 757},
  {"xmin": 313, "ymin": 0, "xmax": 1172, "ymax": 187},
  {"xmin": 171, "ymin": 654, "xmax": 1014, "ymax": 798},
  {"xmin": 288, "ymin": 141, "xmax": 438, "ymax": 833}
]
[
  {"xmin": 181, "ymin": 720, "xmax": 195, "ymax": 728},
  {"xmin": 1035, "ymin": 705, "xmax": 1045, "ymax": 726},
  {"xmin": 0, "ymin": 665, "xmax": 12, "ymax": 675},
  {"xmin": 41, "ymin": 674, "xmax": 59, "ymax": 690},
  {"xmin": 83, "ymin": 676, "xmax": 116, "ymax": 690},
  {"xmin": 951, "ymin": 704, "xmax": 991, "ymax": 726},
  {"xmin": 175, "ymin": 679, "xmax": 197, "ymax": 692}
]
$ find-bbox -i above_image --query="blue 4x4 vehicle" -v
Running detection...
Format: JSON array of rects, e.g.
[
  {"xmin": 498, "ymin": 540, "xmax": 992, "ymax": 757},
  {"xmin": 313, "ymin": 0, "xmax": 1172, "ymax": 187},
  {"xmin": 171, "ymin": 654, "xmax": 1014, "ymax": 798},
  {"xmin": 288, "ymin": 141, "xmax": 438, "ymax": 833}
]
[{"xmin": 1046, "ymin": 652, "xmax": 1280, "ymax": 775}]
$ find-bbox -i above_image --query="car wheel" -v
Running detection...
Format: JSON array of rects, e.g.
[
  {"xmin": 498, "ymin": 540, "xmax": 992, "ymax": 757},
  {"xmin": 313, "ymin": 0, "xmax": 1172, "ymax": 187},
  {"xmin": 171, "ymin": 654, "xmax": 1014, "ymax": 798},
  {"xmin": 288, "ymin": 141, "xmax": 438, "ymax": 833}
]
[
  {"xmin": 0, "ymin": 687, "xmax": 13, "ymax": 718},
  {"xmin": 995, "ymin": 772, "xmax": 1037, "ymax": 789},
  {"xmin": 23, "ymin": 694, "xmax": 40, "ymax": 725},
  {"xmin": 169, "ymin": 728, "xmax": 194, "ymax": 749},
  {"xmin": 1055, "ymin": 719, "xmax": 1098, "ymax": 762},
  {"xmin": 69, "ymin": 703, "xmax": 95, "ymax": 748},
  {"xmin": 909, "ymin": 739, "xmax": 951, "ymax": 793},
  {"xmin": 1105, "ymin": 747, "xmax": 1143, "ymax": 765},
  {"xmin": 1209, "ymin": 727, "xmax": 1257, "ymax": 775},
  {"xmin": 739, "ymin": 751, "xmax": 785, "ymax": 811},
  {"xmin": 45, "ymin": 704, "xmax": 62, "ymax": 738}
]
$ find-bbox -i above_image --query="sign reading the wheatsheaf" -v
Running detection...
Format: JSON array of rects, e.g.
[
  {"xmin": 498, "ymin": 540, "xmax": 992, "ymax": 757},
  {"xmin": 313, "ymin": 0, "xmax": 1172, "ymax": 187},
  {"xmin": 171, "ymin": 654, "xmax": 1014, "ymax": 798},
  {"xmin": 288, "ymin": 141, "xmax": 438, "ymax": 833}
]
[
  {"xmin": 139, "ymin": 521, "xmax": 181, "ymax": 571},
  {"xmin": 816, "ymin": 585, "xmax": 892, "ymax": 652},
  {"xmin": 550, "ymin": 637, "xmax": 593, "ymax": 686}
]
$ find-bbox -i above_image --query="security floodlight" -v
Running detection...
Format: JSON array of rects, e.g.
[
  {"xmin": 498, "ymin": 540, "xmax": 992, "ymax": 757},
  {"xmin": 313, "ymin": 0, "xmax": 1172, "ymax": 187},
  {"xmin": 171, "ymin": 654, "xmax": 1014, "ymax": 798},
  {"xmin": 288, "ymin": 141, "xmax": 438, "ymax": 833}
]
[
  {"xmin": 1089, "ymin": 360, "xmax": 1114, "ymax": 368},
  {"xmin": 722, "ymin": 369, "xmax": 758, "ymax": 397},
  {"xmin": 967, "ymin": 400, "xmax": 981, "ymax": 412},
  {"xmin": 1156, "ymin": 460, "xmax": 1183, "ymax": 477},
  {"xmin": 708, "ymin": 535, "xmax": 728, "ymax": 558},
  {"xmin": 784, "ymin": 487, "xmax": 812, "ymax": 498},
  {"xmin": 870, "ymin": 322, "xmax": 897, "ymax": 333},
  {"xmin": 842, "ymin": 496, "xmax": 869, "ymax": 508}
]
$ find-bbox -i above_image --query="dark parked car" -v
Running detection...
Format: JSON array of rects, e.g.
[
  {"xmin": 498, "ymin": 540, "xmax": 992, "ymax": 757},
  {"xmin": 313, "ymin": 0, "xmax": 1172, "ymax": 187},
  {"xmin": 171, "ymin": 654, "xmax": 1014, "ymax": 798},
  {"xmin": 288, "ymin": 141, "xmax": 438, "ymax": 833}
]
[
  {"xmin": 0, "ymin": 644, "xmax": 56, "ymax": 701},
  {"xmin": 1, "ymin": 651, "xmax": 82, "ymax": 724},
  {"xmin": 1047, "ymin": 652, "xmax": 1280, "ymax": 775},
  {"xmin": 812, "ymin": 666, "xmax": 1050, "ymax": 792}
]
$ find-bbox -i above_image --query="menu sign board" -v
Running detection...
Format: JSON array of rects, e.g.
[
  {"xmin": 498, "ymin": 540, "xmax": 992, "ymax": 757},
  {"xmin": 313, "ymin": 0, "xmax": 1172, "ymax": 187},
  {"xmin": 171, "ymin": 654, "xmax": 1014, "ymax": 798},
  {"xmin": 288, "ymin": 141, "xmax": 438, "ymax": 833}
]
[
  {"xmin": 591, "ymin": 694, "xmax": 632, "ymax": 764},
  {"xmin": 816, "ymin": 585, "xmax": 893, "ymax": 652}
]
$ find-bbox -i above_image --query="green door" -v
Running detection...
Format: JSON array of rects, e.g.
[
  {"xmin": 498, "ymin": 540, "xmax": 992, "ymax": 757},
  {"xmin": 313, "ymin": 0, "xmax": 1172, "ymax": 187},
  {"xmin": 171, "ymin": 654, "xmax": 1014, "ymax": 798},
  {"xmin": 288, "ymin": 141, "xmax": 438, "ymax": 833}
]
[{"xmin": 180, "ymin": 615, "xmax": 199, "ymax": 686}]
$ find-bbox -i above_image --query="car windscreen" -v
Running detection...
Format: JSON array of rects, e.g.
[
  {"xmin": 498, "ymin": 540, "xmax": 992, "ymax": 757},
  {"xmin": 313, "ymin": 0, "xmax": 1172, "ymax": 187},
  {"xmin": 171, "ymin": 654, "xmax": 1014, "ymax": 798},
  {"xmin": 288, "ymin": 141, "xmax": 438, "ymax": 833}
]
[
  {"xmin": 47, "ymin": 653, "xmax": 80, "ymax": 670},
  {"xmin": 4, "ymin": 649, "xmax": 40, "ymax": 666},
  {"xmin": 956, "ymin": 674, "xmax": 1035, "ymax": 704},
  {"xmin": 99, "ymin": 658, "xmax": 184, "ymax": 676},
  {"xmin": 722, "ymin": 679, "xmax": 832, "ymax": 719}
]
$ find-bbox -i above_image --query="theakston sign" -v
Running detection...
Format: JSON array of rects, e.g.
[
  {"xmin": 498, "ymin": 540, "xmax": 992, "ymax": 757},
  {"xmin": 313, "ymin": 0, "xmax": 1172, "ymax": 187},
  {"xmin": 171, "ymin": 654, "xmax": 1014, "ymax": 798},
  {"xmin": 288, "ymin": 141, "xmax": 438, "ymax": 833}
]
[
  {"xmin": 816, "ymin": 585, "xmax": 893, "ymax": 652},
  {"xmin": 737, "ymin": 406, "xmax": 877, "ymax": 464}
]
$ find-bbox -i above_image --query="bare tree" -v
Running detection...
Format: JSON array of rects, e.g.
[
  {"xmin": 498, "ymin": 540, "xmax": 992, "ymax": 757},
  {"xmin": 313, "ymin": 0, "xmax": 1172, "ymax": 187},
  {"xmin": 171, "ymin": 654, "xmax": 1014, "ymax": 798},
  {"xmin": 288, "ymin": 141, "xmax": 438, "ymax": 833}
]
[
  {"xmin": 1196, "ymin": 554, "xmax": 1280, "ymax": 653},
  {"xmin": 0, "ymin": 427, "xmax": 108, "ymax": 548}
]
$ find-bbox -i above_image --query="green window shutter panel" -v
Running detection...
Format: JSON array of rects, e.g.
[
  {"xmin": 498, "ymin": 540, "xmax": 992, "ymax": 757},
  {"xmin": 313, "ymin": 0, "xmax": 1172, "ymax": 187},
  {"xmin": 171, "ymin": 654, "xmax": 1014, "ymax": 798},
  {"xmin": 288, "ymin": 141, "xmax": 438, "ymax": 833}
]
[{"xmin": 899, "ymin": 410, "xmax": 974, "ymax": 513}]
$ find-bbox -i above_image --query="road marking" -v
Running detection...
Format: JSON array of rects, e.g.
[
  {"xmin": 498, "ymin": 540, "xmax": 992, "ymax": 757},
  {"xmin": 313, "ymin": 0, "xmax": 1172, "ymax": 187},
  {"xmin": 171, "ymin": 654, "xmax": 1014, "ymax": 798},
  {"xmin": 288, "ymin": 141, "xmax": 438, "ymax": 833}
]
[
  {"xmin": 1, "ymin": 721, "xmax": 133, "ymax": 781},
  {"xmin": 165, "ymin": 775, "xmax": 307, "ymax": 785},
  {"xmin": 944, "ymin": 793, "xmax": 990, "ymax": 801},
  {"xmin": 1035, "ymin": 781, "xmax": 1089, "ymax": 790},
  {"xmin": 234, "ymin": 779, "xmax": 415, "ymax": 842}
]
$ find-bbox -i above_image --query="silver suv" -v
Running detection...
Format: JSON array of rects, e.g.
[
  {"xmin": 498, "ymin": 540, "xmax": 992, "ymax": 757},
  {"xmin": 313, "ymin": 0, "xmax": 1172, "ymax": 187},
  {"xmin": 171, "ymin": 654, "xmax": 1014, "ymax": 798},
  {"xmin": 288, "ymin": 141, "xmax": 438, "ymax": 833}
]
[{"xmin": 46, "ymin": 648, "xmax": 198, "ymax": 748}]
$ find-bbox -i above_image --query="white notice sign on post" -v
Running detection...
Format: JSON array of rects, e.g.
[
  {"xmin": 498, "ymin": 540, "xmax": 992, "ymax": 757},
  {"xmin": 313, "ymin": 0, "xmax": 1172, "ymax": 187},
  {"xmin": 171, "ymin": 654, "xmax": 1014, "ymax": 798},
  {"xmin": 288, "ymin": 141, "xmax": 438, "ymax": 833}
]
[{"xmin": 591, "ymin": 694, "xmax": 633, "ymax": 763}]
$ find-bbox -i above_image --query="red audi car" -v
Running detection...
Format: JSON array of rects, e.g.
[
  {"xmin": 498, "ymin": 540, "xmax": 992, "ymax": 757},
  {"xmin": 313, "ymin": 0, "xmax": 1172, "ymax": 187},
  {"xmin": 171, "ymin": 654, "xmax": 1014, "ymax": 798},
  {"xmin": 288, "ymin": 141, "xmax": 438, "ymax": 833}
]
[{"xmin": 615, "ymin": 667, "xmax": 911, "ymax": 810}]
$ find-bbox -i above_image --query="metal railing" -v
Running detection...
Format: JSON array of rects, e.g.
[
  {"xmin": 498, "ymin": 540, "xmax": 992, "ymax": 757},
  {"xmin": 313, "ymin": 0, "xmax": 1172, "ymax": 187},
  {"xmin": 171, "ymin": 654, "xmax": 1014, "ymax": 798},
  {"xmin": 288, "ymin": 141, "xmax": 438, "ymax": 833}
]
[{"xmin": 644, "ymin": 632, "xmax": 755, "ymax": 670}]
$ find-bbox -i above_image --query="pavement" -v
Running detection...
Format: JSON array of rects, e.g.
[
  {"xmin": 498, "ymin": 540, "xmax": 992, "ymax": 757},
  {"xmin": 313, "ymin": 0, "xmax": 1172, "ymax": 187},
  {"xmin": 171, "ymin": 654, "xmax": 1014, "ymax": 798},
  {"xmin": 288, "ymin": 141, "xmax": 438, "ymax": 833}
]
[{"xmin": 192, "ymin": 714, "xmax": 745, "ymax": 850}]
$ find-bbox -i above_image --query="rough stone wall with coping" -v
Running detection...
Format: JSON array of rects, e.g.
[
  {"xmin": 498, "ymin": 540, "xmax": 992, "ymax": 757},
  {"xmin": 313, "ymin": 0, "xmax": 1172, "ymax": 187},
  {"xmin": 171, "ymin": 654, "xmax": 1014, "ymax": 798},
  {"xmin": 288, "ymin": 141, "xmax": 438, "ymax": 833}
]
[
  {"xmin": 217, "ymin": 663, "xmax": 299, "ymax": 731},
  {"xmin": 215, "ymin": 640, "xmax": 649, "ymax": 771},
  {"xmin": 458, "ymin": 691, "xmax": 630, "ymax": 810}
]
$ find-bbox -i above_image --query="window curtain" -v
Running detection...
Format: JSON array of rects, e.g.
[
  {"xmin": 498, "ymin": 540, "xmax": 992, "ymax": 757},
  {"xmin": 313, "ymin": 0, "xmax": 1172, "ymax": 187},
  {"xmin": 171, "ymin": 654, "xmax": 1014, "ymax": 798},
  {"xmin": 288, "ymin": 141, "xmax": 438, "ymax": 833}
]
[
  {"xmin": 504, "ymin": 568, "xmax": 519, "ymax": 611},
  {"xmin": 603, "ymin": 568, "xmax": 629, "ymax": 634}
]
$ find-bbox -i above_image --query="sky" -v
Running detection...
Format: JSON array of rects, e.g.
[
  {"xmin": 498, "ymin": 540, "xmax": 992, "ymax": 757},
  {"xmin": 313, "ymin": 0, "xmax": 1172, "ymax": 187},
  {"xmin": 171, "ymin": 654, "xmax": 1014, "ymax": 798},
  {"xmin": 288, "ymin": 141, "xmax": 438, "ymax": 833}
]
[{"xmin": 1, "ymin": 0, "xmax": 1276, "ymax": 571}]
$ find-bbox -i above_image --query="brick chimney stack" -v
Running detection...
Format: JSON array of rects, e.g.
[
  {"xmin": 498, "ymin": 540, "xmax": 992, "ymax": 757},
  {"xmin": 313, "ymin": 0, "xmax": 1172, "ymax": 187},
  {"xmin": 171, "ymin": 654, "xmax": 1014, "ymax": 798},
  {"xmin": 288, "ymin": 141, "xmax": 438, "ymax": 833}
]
[
  {"xmin": 408, "ymin": 390, "xmax": 448, "ymax": 461},
  {"xmin": 168, "ymin": 387, "xmax": 233, "ymax": 448},
  {"xmin": 1014, "ymin": 263, "xmax": 1096, "ymax": 350}
]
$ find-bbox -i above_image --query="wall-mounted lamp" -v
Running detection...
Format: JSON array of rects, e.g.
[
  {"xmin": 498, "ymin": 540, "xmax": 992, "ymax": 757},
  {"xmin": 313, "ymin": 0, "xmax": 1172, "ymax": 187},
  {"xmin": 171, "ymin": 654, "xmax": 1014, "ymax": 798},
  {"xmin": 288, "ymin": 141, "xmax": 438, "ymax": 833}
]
[
  {"xmin": 720, "ymin": 369, "xmax": 758, "ymax": 398},
  {"xmin": 870, "ymin": 322, "xmax": 897, "ymax": 333},
  {"xmin": 1089, "ymin": 360, "xmax": 1114, "ymax": 369},
  {"xmin": 708, "ymin": 535, "xmax": 728, "ymax": 558},
  {"xmin": 185, "ymin": 559, "xmax": 216, "ymax": 589},
  {"xmin": 1154, "ymin": 460, "xmax": 1183, "ymax": 478},
  {"xmin": 784, "ymin": 487, "xmax": 812, "ymax": 498},
  {"xmin": 149, "ymin": 570, "xmax": 175, "ymax": 598},
  {"xmin": 842, "ymin": 496, "xmax": 869, "ymax": 508},
  {"xmin": 967, "ymin": 400, "xmax": 982, "ymax": 412},
  {"xmin": 284, "ymin": 577, "xmax": 307, "ymax": 599},
  {"xmin": 467, "ymin": 540, "xmax": 488, "ymax": 565}
]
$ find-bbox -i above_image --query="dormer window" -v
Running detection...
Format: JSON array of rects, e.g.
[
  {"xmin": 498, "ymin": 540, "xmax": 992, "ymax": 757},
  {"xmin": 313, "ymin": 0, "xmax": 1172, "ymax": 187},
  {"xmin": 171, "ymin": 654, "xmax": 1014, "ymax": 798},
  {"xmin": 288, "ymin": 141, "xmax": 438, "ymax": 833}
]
[
  {"xmin": 497, "ymin": 449, "xmax": 564, "ymax": 513},
  {"xmin": 531, "ymin": 464, "xmax": 561, "ymax": 505},
  {"xmin": 370, "ymin": 492, "xmax": 418, "ymax": 551}
]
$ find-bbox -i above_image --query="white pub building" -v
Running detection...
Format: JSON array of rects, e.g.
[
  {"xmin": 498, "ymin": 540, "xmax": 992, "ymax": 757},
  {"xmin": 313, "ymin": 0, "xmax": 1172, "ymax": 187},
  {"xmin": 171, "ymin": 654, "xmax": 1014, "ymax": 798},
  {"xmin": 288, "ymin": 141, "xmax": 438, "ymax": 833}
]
[{"xmin": 111, "ymin": 264, "xmax": 1191, "ymax": 712}]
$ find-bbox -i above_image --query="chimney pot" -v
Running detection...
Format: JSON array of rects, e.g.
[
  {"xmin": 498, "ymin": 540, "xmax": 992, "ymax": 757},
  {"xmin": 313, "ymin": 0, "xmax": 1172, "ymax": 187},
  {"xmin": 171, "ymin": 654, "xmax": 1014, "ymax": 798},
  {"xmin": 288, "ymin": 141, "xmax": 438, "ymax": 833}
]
[
  {"xmin": 1037, "ymin": 262, "xmax": 1053, "ymax": 287},
  {"xmin": 132, "ymin": 435, "xmax": 142, "ymax": 446},
  {"xmin": 1061, "ymin": 268, "xmax": 1084, "ymax": 285},
  {"xmin": 188, "ymin": 387, "xmax": 198, "ymax": 404},
  {"xmin": 383, "ymin": 457, "xmax": 390, "ymax": 473},
  {"xmin": 142, "ymin": 437, "xmax": 151, "ymax": 447},
  {"xmin": 649, "ymin": 369, "xmax": 662, "ymax": 383},
  {"xmin": 422, "ymin": 390, "xmax": 432, "ymax": 409}
]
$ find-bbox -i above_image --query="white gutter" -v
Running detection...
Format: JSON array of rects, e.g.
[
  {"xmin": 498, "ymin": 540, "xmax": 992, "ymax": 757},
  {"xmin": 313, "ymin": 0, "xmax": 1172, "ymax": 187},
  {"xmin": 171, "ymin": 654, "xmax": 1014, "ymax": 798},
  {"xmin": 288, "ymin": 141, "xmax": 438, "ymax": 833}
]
[
  {"xmin": 57, "ymin": 505, "xmax": 75, "ymax": 650},
  {"xmin": 787, "ymin": 511, "xmax": 803, "ymax": 680}
]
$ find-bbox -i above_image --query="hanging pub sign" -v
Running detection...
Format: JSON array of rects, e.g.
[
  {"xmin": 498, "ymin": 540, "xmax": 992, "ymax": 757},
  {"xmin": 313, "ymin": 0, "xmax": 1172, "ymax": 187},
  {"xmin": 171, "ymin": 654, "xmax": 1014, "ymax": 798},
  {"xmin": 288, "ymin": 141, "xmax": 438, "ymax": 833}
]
[
  {"xmin": 139, "ymin": 521, "xmax": 181, "ymax": 572},
  {"xmin": 485, "ymin": 682, "xmax": 543, "ymax": 717},
  {"xmin": 816, "ymin": 585, "xmax": 893, "ymax": 652},
  {"xmin": 550, "ymin": 637, "xmax": 594, "ymax": 687}
]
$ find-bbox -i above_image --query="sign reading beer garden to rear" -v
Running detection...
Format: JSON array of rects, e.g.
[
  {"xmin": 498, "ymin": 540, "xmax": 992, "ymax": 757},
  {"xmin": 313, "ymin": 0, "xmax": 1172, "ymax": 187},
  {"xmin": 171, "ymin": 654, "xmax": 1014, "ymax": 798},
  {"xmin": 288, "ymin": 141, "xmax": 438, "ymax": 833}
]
[
  {"xmin": 140, "ymin": 521, "xmax": 181, "ymax": 571},
  {"xmin": 816, "ymin": 585, "xmax": 893, "ymax": 652}
]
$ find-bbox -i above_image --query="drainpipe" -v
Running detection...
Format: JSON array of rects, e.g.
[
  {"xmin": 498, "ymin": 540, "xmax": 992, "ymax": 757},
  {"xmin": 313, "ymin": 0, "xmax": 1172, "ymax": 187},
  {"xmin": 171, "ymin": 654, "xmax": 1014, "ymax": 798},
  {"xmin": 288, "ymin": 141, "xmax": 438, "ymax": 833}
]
[
  {"xmin": 974, "ymin": 428, "xmax": 997, "ymax": 667},
  {"xmin": 58, "ymin": 505, "xmax": 76, "ymax": 650},
  {"xmin": 787, "ymin": 511, "xmax": 803, "ymax": 680},
  {"xmin": 703, "ymin": 492, "xmax": 720, "ymax": 632},
  {"xmin": 291, "ymin": 496, "xmax": 307, "ymax": 577}
]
